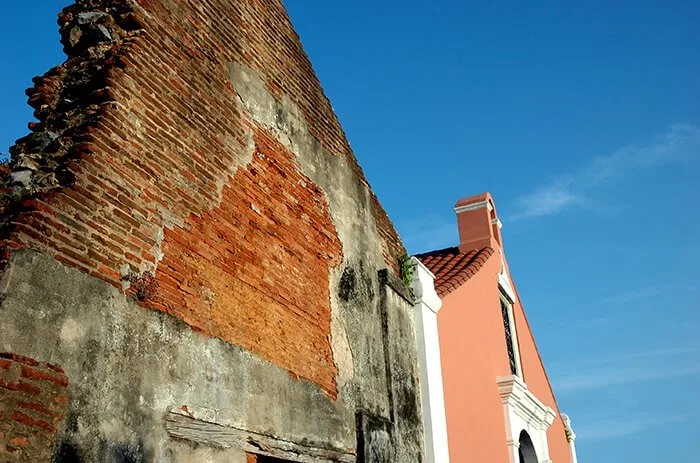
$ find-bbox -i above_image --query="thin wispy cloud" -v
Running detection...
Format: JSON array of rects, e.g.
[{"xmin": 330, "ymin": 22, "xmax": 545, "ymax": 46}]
[
  {"xmin": 556, "ymin": 346, "xmax": 700, "ymax": 370},
  {"xmin": 541, "ymin": 283, "xmax": 697, "ymax": 331},
  {"xmin": 512, "ymin": 123, "xmax": 700, "ymax": 220},
  {"xmin": 552, "ymin": 345, "xmax": 700, "ymax": 393},
  {"xmin": 600, "ymin": 283, "xmax": 698, "ymax": 305},
  {"xmin": 512, "ymin": 180, "xmax": 582, "ymax": 220},
  {"xmin": 576, "ymin": 414, "xmax": 688, "ymax": 441},
  {"xmin": 556, "ymin": 365, "xmax": 700, "ymax": 393}
]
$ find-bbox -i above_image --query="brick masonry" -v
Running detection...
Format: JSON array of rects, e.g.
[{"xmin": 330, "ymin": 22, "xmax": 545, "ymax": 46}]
[
  {"xmin": 0, "ymin": 0, "xmax": 406, "ymax": 397},
  {"xmin": 153, "ymin": 126, "xmax": 343, "ymax": 395},
  {"xmin": 0, "ymin": 354, "xmax": 69, "ymax": 462}
]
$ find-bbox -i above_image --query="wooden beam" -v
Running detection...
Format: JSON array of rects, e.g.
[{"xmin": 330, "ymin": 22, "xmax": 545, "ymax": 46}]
[{"xmin": 165, "ymin": 411, "xmax": 355, "ymax": 463}]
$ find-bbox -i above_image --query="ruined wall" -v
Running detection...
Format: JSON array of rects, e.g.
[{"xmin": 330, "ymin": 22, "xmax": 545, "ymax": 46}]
[{"xmin": 0, "ymin": 0, "xmax": 423, "ymax": 461}]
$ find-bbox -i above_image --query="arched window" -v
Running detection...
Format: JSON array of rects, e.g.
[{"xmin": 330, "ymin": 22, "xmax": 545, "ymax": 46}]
[{"xmin": 518, "ymin": 431, "xmax": 538, "ymax": 463}]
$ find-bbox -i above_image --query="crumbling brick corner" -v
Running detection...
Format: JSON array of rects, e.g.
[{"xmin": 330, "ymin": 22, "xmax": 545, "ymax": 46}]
[
  {"xmin": 0, "ymin": 353, "xmax": 69, "ymax": 462},
  {"xmin": 0, "ymin": 0, "xmax": 144, "ymax": 281}
]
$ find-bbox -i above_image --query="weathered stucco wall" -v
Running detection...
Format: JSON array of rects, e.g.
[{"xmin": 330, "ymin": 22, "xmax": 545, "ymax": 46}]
[{"xmin": 0, "ymin": 0, "xmax": 423, "ymax": 461}]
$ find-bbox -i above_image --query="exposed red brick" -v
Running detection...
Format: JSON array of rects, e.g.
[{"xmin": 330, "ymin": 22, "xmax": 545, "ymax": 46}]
[
  {"xmin": 0, "ymin": 354, "xmax": 38, "ymax": 367},
  {"xmin": 8, "ymin": 436, "xmax": 28, "ymax": 448},
  {"xmin": 11, "ymin": 412, "xmax": 55, "ymax": 434},
  {"xmin": 0, "ymin": 354, "xmax": 69, "ymax": 461},
  {"xmin": 16, "ymin": 401, "xmax": 58, "ymax": 418},
  {"xmin": 154, "ymin": 127, "xmax": 342, "ymax": 396},
  {"xmin": 0, "ymin": 381, "xmax": 41, "ymax": 396},
  {"xmin": 20, "ymin": 366, "xmax": 69, "ymax": 388}
]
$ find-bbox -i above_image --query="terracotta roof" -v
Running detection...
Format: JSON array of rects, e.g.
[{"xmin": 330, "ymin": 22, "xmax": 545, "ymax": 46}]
[{"xmin": 416, "ymin": 246, "xmax": 495, "ymax": 297}]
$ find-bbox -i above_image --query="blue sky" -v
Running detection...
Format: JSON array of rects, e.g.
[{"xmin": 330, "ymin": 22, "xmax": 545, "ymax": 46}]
[{"xmin": 2, "ymin": 1, "xmax": 699, "ymax": 462}]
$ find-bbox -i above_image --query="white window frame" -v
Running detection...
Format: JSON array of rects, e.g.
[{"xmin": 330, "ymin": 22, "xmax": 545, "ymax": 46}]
[
  {"xmin": 499, "ymin": 289, "xmax": 523, "ymax": 378},
  {"xmin": 497, "ymin": 375, "xmax": 557, "ymax": 463}
]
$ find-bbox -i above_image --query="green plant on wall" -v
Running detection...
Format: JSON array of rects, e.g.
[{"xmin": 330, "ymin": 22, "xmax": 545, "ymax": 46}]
[{"xmin": 399, "ymin": 253, "xmax": 414, "ymax": 286}]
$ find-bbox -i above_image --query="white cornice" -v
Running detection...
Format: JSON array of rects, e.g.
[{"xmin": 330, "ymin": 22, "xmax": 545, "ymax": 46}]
[
  {"xmin": 497, "ymin": 375, "xmax": 556, "ymax": 429},
  {"xmin": 410, "ymin": 257, "xmax": 442, "ymax": 313},
  {"xmin": 454, "ymin": 200, "xmax": 493, "ymax": 214}
]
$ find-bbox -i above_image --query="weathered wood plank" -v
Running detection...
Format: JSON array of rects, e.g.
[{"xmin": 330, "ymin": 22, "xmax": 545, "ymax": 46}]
[{"xmin": 165, "ymin": 411, "xmax": 356, "ymax": 463}]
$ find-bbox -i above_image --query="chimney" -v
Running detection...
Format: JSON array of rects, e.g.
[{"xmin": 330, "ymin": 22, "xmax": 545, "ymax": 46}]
[{"xmin": 454, "ymin": 192, "xmax": 503, "ymax": 253}]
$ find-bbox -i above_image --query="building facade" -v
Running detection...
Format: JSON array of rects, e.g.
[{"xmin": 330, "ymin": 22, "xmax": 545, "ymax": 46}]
[{"xmin": 415, "ymin": 193, "xmax": 578, "ymax": 463}]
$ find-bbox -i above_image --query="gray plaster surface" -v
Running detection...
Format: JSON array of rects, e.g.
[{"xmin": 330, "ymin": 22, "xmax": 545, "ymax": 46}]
[{"xmin": 1, "ymin": 250, "xmax": 353, "ymax": 462}]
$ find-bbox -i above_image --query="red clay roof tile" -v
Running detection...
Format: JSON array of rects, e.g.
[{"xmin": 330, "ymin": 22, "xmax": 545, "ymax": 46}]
[{"xmin": 416, "ymin": 246, "xmax": 495, "ymax": 298}]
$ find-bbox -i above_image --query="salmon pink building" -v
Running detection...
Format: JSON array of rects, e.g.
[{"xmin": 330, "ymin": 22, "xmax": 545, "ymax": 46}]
[{"xmin": 411, "ymin": 193, "xmax": 579, "ymax": 463}]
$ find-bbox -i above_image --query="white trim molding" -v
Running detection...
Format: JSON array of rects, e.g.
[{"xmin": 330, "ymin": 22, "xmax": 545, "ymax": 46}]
[
  {"xmin": 454, "ymin": 200, "xmax": 493, "ymax": 214},
  {"xmin": 410, "ymin": 257, "xmax": 450, "ymax": 463},
  {"xmin": 410, "ymin": 258, "xmax": 442, "ymax": 313},
  {"xmin": 497, "ymin": 253, "xmax": 516, "ymax": 304},
  {"xmin": 497, "ymin": 375, "xmax": 556, "ymax": 463},
  {"xmin": 561, "ymin": 413, "xmax": 579, "ymax": 463}
]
